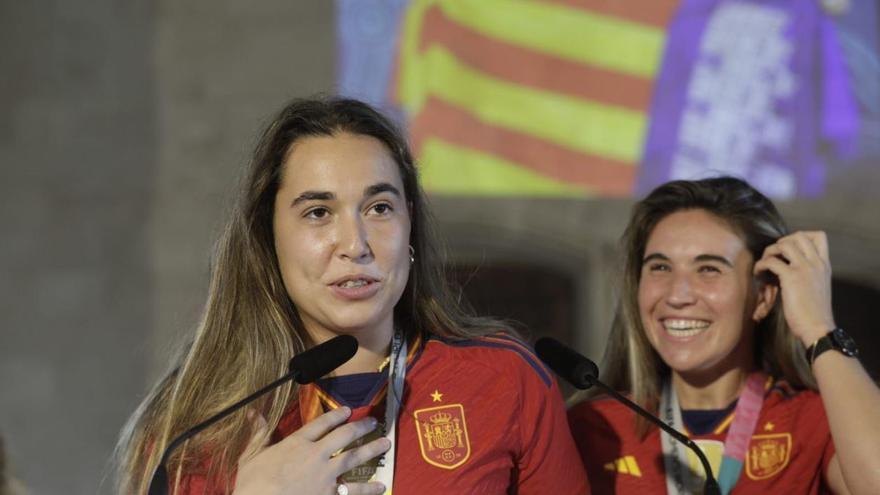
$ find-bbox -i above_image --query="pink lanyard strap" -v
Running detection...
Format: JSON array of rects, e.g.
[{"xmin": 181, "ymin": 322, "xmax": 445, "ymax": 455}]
[
  {"xmin": 660, "ymin": 372, "xmax": 767, "ymax": 495},
  {"xmin": 716, "ymin": 372, "xmax": 766, "ymax": 494}
]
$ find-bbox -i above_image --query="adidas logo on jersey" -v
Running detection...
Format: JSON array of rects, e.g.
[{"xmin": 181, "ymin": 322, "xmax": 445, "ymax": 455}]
[{"xmin": 604, "ymin": 455, "xmax": 642, "ymax": 477}]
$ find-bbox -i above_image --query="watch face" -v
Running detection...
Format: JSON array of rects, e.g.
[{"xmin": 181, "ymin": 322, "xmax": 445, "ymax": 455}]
[{"xmin": 831, "ymin": 328, "xmax": 859, "ymax": 357}]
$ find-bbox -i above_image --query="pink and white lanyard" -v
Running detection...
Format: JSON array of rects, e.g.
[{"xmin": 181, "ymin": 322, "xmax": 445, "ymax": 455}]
[{"xmin": 660, "ymin": 372, "xmax": 766, "ymax": 495}]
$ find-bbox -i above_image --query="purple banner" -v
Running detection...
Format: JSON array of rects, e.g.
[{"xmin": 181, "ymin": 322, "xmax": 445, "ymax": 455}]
[{"xmin": 638, "ymin": 0, "xmax": 859, "ymax": 199}]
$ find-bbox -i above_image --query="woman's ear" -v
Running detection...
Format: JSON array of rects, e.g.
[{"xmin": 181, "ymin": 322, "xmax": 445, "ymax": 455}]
[{"xmin": 752, "ymin": 277, "xmax": 779, "ymax": 322}]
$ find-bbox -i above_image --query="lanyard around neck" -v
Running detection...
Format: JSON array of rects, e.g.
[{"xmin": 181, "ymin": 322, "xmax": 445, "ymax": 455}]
[
  {"xmin": 373, "ymin": 330, "xmax": 406, "ymax": 494},
  {"xmin": 298, "ymin": 331, "xmax": 407, "ymax": 494},
  {"xmin": 660, "ymin": 372, "xmax": 766, "ymax": 495}
]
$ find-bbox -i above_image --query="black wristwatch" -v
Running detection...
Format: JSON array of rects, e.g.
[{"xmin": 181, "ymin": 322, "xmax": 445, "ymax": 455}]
[{"xmin": 805, "ymin": 328, "xmax": 859, "ymax": 365}]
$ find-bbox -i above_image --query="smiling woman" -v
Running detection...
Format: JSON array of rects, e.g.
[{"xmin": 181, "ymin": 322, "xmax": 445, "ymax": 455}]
[
  {"xmin": 569, "ymin": 177, "xmax": 880, "ymax": 495},
  {"xmin": 637, "ymin": 209, "xmax": 774, "ymax": 393},
  {"xmin": 115, "ymin": 97, "xmax": 589, "ymax": 495}
]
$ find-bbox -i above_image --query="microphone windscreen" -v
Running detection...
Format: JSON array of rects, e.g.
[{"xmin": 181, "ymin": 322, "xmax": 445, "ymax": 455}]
[
  {"xmin": 535, "ymin": 337, "xmax": 599, "ymax": 390},
  {"xmin": 289, "ymin": 335, "xmax": 359, "ymax": 384},
  {"xmin": 148, "ymin": 464, "xmax": 168, "ymax": 495}
]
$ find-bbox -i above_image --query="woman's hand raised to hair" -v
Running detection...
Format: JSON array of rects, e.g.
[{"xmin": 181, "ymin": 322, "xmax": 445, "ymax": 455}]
[
  {"xmin": 753, "ymin": 231, "xmax": 836, "ymax": 346},
  {"xmin": 232, "ymin": 407, "xmax": 390, "ymax": 495}
]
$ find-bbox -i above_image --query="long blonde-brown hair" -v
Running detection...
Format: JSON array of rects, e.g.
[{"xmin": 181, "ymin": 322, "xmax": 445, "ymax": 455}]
[
  {"xmin": 116, "ymin": 98, "xmax": 508, "ymax": 493},
  {"xmin": 591, "ymin": 177, "xmax": 815, "ymax": 436}
]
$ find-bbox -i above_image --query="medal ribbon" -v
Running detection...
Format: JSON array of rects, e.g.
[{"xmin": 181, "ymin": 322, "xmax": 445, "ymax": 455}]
[{"xmin": 661, "ymin": 372, "xmax": 766, "ymax": 494}]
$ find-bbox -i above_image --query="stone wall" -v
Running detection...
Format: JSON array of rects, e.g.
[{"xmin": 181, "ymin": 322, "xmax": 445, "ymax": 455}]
[{"xmin": 0, "ymin": 2, "xmax": 334, "ymax": 493}]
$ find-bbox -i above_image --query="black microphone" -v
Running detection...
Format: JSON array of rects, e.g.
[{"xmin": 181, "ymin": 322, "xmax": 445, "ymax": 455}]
[
  {"xmin": 535, "ymin": 337, "xmax": 721, "ymax": 495},
  {"xmin": 148, "ymin": 335, "xmax": 358, "ymax": 495}
]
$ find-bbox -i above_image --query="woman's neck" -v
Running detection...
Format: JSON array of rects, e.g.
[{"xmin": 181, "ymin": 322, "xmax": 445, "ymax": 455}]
[
  {"xmin": 334, "ymin": 341, "xmax": 391, "ymax": 376},
  {"xmin": 672, "ymin": 326, "xmax": 760, "ymax": 410},
  {"xmin": 673, "ymin": 366, "xmax": 754, "ymax": 410},
  {"xmin": 308, "ymin": 323, "xmax": 394, "ymax": 377}
]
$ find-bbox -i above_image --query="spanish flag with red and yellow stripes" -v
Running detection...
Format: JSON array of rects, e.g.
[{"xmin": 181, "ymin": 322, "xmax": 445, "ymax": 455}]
[{"xmin": 395, "ymin": 0, "xmax": 678, "ymax": 197}]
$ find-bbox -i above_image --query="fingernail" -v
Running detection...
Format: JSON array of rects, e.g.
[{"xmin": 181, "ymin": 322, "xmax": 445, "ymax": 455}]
[
  {"xmin": 340, "ymin": 406, "xmax": 351, "ymax": 417},
  {"xmin": 369, "ymin": 416, "xmax": 378, "ymax": 427}
]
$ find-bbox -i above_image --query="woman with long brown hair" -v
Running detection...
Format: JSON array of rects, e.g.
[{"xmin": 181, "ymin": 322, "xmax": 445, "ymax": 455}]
[
  {"xmin": 569, "ymin": 177, "xmax": 880, "ymax": 494},
  {"xmin": 117, "ymin": 97, "xmax": 588, "ymax": 494}
]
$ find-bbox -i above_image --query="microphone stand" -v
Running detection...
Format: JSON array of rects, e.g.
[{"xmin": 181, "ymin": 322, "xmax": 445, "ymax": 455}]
[
  {"xmin": 534, "ymin": 337, "xmax": 720, "ymax": 495},
  {"xmin": 148, "ymin": 370, "xmax": 299, "ymax": 495},
  {"xmin": 583, "ymin": 375, "xmax": 721, "ymax": 495},
  {"xmin": 147, "ymin": 334, "xmax": 357, "ymax": 495}
]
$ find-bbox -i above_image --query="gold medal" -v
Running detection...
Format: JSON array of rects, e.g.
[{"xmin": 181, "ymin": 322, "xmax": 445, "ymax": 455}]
[{"xmin": 338, "ymin": 421, "xmax": 386, "ymax": 483}]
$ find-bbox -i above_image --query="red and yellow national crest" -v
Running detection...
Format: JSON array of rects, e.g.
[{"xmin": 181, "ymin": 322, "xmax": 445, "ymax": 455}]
[
  {"xmin": 746, "ymin": 433, "xmax": 791, "ymax": 480},
  {"xmin": 414, "ymin": 404, "xmax": 471, "ymax": 469}
]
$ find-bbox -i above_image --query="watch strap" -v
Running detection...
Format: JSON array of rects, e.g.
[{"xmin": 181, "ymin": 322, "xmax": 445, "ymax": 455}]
[
  {"xmin": 805, "ymin": 327, "xmax": 858, "ymax": 364},
  {"xmin": 806, "ymin": 334, "xmax": 834, "ymax": 364}
]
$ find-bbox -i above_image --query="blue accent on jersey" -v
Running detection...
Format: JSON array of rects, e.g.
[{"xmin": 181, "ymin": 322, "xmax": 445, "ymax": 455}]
[
  {"xmin": 317, "ymin": 372, "xmax": 385, "ymax": 408},
  {"xmin": 437, "ymin": 336, "xmax": 553, "ymax": 388},
  {"xmin": 681, "ymin": 399, "xmax": 737, "ymax": 435}
]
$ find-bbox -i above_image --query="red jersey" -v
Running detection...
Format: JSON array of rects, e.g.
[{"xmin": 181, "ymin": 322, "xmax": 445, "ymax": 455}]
[
  {"xmin": 568, "ymin": 381, "xmax": 835, "ymax": 494},
  {"xmin": 174, "ymin": 334, "xmax": 590, "ymax": 494}
]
